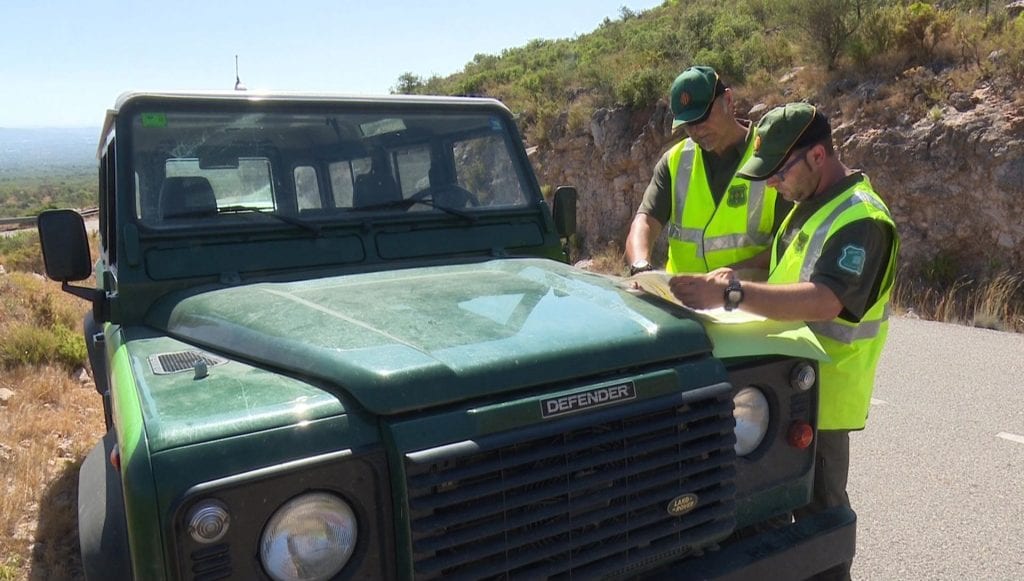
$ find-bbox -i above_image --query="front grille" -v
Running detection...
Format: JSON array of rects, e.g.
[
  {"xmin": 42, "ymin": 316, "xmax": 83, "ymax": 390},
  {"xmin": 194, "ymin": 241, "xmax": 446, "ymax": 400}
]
[
  {"xmin": 404, "ymin": 386, "xmax": 737, "ymax": 579},
  {"xmin": 189, "ymin": 543, "xmax": 231, "ymax": 580}
]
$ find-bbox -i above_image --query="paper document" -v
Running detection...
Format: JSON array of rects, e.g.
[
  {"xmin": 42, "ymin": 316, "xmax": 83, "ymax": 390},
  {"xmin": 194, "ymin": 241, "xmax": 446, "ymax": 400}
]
[{"xmin": 621, "ymin": 270, "xmax": 766, "ymax": 324}]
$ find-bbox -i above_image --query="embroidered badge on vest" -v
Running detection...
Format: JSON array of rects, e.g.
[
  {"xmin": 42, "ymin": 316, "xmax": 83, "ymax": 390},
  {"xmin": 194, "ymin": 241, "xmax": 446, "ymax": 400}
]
[
  {"xmin": 794, "ymin": 231, "xmax": 809, "ymax": 253},
  {"xmin": 726, "ymin": 184, "xmax": 747, "ymax": 208},
  {"xmin": 838, "ymin": 245, "xmax": 866, "ymax": 275}
]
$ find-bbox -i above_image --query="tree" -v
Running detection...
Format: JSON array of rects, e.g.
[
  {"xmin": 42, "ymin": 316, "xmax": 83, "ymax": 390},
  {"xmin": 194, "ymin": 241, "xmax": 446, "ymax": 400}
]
[
  {"xmin": 391, "ymin": 72, "xmax": 424, "ymax": 95},
  {"xmin": 781, "ymin": 0, "xmax": 874, "ymax": 69}
]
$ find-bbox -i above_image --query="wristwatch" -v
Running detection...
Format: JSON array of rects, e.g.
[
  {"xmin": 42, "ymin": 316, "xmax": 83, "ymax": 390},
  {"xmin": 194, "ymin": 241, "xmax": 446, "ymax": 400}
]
[
  {"xmin": 723, "ymin": 279, "xmax": 744, "ymax": 311},
  {"xmin": 629, "ymin": 259, "xmax": 653, "ymax": 276}
]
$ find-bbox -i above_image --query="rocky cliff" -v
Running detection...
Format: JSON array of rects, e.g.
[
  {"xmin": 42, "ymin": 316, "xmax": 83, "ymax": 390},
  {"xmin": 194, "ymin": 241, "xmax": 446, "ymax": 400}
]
[{"xmin": 529, "ymin": 71, "xmax": 1024, "ymax": 280}]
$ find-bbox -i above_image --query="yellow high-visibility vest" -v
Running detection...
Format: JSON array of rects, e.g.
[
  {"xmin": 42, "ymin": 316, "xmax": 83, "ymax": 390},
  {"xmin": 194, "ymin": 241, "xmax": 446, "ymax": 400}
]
[
  {"xmin": 768, "ymin": 177, "xmax": 899, "ymax": 430},
  {"xmin": 665, "ymin": 137, "xmax": 780, "ymax": 273}
]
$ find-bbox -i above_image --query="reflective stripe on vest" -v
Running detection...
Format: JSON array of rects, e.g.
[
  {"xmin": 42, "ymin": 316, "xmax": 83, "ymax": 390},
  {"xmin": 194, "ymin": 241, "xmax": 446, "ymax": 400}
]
[
  {"xmin": 795, "ymin": 189, "xmax": 892, "ymax": 282},
  {"xmin": 808, "ymin": 305, "xmax": 891, "ymax": 344},
  {"xmin": 666, "ymin": 139, "xmax": 773, "ymax": 271}
]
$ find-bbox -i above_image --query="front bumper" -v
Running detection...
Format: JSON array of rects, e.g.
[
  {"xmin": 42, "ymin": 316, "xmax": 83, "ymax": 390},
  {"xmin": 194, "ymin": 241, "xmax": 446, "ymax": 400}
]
[{"xmin": 642, "ymin": 506, "xmax": 857, "ymax": 581}]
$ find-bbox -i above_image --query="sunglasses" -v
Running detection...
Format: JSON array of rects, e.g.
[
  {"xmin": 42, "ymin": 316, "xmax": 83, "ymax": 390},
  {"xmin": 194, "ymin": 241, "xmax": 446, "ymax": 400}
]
[{"xmin": 771, "ymin": 146, "xmax": 811, "ymax": 182}]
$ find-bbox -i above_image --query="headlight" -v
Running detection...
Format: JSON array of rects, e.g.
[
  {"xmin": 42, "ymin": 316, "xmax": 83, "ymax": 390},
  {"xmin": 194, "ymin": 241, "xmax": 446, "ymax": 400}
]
[
  {"xmin": 733, "ymin": 387, "xmax": 770, "ymax": 456},
  {"xmin": 260, "ymin": 492, "xmax": 358, "ymax": 581}
]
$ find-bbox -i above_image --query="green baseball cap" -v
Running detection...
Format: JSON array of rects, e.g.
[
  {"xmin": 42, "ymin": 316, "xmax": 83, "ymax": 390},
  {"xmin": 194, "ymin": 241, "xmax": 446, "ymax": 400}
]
[
  {"xmin": 670, "ymin": 66, "xmax": 725, "ymax": 128},
  {"xmin": 737, "ymin": 102, "xmax": 832, "ymax": 180}
]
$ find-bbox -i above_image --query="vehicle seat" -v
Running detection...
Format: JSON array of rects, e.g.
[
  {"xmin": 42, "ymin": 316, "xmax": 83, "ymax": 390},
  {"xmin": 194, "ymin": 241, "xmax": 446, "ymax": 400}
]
[
  {"xmin": 159, "ymin": 176, "xmax": 218, "ymax": 219},
  {"xmin": 352, "ymin": 170, "xmax": 401, "ymax": 207}
]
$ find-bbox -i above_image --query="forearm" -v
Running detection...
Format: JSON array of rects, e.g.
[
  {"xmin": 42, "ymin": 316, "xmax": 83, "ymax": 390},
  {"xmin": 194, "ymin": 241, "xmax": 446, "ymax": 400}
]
[
  {"xmin": 625, "ymin": 213, "xmax": 662, "ymax": 263},
  {"xmin": 739, "ymin": 281, "xmax": 842, "ymax": 322}
]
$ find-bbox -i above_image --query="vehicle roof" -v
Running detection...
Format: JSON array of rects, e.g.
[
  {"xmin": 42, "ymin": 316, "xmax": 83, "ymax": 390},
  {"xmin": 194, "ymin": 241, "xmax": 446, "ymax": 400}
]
[{"xmin": 97, "ymin": 90, "xmax": 511, "ymax": 158}]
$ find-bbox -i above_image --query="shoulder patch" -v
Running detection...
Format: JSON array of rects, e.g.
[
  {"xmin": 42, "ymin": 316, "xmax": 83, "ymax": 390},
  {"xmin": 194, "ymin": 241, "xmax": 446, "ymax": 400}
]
[{"xmin": 838, "ymin": 245, "xmax": 866, "ymax": 275}]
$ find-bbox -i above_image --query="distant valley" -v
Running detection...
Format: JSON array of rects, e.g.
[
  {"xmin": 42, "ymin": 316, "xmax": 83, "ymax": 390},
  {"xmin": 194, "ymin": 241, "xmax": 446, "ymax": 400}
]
[{"xmin": 0, "ymin": 127, "xmax": 99, "ymax": 173}]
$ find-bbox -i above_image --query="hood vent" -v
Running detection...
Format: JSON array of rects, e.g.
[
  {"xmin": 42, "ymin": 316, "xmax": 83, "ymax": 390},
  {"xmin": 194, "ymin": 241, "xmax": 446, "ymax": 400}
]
[{"xmin": 149, "ymin": 350, "xmax": 228, "ymax": 375}]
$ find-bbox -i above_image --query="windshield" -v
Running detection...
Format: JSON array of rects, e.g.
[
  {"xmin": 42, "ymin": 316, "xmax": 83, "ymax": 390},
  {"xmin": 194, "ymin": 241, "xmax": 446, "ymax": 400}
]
[{"xmin": 129, "ymin": 105, "xmax": 534, "ymax": 230}]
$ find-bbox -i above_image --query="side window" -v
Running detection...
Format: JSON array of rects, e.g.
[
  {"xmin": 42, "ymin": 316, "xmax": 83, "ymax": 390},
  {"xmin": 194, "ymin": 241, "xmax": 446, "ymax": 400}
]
[
  {"xmin": 294, "ymin": 166, "xmax": 321, "ymax": 210},
  {"xmin": 453, "ymin": 134, "xmax": 528, "ymax": 207},
  {"xmin": 328, "ymin": 158, "xmax": 371, "ymax": 208},
  {"xmin": 98, "ymin": 152, "xmax": 107, "ymax": 249},
  {"xmin": 103, "ymin": 140, "xmax": 117, "ymax": 263},
  {"xmin": 393, "ymin": 146, "xmax": 431, "ymax": 194}
]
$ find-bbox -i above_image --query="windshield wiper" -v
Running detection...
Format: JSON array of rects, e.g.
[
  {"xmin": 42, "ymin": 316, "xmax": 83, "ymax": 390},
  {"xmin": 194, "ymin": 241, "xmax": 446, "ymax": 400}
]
[
  {"xmin": 217, "ymin": 205, "xmax": 322, "ymax": 235},
  {"xmin": 351, "ymin": 197, "xmax": 477, "ymax": 222}
]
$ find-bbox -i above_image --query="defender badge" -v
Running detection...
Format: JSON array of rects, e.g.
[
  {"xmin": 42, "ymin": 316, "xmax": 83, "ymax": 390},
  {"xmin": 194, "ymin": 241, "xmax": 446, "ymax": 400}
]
[
  {"xmin": 667, "ymin": 493, "xmax": 699, "ymax": 517},
  {"xmin": 541, "ymin": 383, "xmax": 636, "ymax": 419}
]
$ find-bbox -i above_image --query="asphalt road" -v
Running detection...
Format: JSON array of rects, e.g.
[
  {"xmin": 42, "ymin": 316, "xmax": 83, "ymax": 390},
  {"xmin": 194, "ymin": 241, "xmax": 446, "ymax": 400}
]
[{"xmin": 849, "ymin": 317, "xmax": 1024, "ymax": 580}]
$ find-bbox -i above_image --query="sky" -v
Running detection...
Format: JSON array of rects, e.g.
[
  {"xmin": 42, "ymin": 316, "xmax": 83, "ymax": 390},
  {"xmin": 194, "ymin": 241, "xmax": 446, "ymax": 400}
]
[{"xmin": 2, "ymin": 0, "xmax": 664, "ymax": 128}]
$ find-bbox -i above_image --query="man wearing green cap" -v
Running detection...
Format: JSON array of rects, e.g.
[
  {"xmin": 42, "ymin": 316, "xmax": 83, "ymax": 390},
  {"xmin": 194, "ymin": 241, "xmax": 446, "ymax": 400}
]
[
  {"xmin": 669, "ymin": 102, "xmax": 899, "ymax": 580},
  {"xmin": 624, "ymin": 66, "xmax": 791, "ymax": 276}
]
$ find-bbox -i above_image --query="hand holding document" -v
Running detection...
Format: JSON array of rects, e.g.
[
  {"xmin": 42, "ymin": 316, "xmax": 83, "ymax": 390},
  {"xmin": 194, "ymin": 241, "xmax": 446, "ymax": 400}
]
[
  {"xmin": 621, "ymin": 270, "xmax": 826, "ymax": 361},
  {"xmin": 621, "ymin": 270, "xmax": 765, "ymax": 324}
]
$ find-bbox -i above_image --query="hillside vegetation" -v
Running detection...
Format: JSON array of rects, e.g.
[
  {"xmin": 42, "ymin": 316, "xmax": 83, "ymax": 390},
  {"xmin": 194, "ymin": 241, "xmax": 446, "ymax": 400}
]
[
  {"xmin": 0, "ymin": 169, "xmax": 95, "ymax": 218},
  {"xmin": 395, "ymin": 0, "xmax": 1024, "ymax": 145}
]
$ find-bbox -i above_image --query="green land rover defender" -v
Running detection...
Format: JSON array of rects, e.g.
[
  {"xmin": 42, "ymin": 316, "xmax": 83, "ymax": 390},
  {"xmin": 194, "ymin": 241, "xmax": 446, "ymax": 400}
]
[{"xmin": 38, "ymin": 92, "xmax": 854, "ymax": 580}]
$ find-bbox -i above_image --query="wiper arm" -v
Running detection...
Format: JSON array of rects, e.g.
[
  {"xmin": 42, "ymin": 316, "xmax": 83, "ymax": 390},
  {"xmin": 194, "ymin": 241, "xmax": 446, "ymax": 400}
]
[
  {"xmin": 217, "ymin": 205, "xmax": 322, "ymax": 235},
  {"xmin": 350, "ymin": 197, "xmax": 477, "ymax": 222}
]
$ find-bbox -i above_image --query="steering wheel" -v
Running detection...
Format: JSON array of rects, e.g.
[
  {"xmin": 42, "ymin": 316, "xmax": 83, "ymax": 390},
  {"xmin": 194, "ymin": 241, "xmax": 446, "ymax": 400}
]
[{"xmin": 409, "ymin": 183, "xmax": 479, "ymax": 208}]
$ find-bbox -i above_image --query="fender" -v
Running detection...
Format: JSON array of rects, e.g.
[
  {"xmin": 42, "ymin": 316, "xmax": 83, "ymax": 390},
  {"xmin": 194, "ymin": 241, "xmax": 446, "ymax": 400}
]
[{"xmin": 78, "ymin": 430, "xmax": 131, "ymax": 581}]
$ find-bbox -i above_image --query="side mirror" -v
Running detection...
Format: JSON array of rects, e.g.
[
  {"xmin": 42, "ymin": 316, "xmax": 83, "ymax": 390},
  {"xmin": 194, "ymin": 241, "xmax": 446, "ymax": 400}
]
[
  {"xmin": 38, "ymin": 209, "xmax": 92, "ymax": 281},
  {"xmin": 551, "ymin": 186, "xmax": 577, "ymax": 238}
]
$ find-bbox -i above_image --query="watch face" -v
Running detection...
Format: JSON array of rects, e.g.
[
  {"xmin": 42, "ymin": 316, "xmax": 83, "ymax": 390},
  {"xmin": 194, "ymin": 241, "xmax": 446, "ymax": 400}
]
[
  {"xmin": 630, "ymin": 260, "xmax": 651, "ymax": 274},
  {"xmin": 727, "ymin": 289, "xmax": 742, "ymax": 303}
]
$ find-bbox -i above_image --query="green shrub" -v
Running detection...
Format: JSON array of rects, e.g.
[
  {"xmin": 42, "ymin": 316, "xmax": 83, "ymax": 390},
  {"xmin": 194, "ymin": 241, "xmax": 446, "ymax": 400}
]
[
  {"xmin": 0, "ymin": 232, "xmax": 44, "ymax": 273},
  {"xmin": 1003, "ymin": 17, "xmax": 1024, "ymax": 80},
  {"xmin": 616, "ymin": 68, "xmax": 668, "ymax": 108},
  {"xmin": 893, "ymin": 2, "xmax": 953, "ymax": 61},
  {"xmin": 0, "ymin": 324, "xmax": 86, "ymax": 370}
]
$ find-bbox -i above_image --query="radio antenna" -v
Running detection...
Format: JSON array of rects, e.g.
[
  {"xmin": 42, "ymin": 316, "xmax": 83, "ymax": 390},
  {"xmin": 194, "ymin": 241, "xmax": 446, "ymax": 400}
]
[{"xmin": 234, "ymin": 55, "xmax": 247, "ymax": 91}]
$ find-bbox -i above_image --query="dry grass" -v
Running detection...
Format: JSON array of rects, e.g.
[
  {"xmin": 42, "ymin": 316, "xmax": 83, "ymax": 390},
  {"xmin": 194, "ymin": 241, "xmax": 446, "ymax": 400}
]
[
  {"xmin": 0, "ymin": 365, "xmax": 105, "ymax": 581},
  {"xmin": 1, "ymin": 258, "xmax": 103, "ymax": 580},
  {"xmin": 892, "ymin": 271, "xmax": 1024, "ymax": 332},
  {"xmin": 577, "ymin": 242, "xmax": 630, "ymax": 276}
]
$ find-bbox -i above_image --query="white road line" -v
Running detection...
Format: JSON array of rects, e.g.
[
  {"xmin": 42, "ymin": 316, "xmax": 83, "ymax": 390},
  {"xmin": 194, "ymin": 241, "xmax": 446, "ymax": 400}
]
[
  {"xmin": 996, "ymin": 432, "xmax": 1024, "ymax": 445},
  {"xmin": 870, "ymin": 398, "xmax": 888, "ymax": 405}
]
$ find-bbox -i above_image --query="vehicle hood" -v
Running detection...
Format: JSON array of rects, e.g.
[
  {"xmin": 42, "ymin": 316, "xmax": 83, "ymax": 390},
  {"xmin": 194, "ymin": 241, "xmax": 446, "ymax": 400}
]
[{"xmin": 147, "ymin": 259, "xmax": 713, "ymax": 415}]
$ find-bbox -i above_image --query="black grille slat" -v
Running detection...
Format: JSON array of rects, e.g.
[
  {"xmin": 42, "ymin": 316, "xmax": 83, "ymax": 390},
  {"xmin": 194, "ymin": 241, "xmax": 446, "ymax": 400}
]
[
  {"xmin": 415, "ymin": 467, "xmax": 736, "ymax": 563},
  {"xmin": 430, "ymin": 497, "xmax": 736, "ymax": 580},
  {"xmin": 150, "ymin": 350, "xmax": 228, "ymax": 374},
  {"xmin": 522, "ymin": 516, "xmax": 736, "ymax": 581},
  {"xmin": 408, "ymin": 399, "xmax": 732, "ymax": 490},
  {"xmin": 409, "ymin": 415, "xmax": 734, "ymax": 513},
  {"xmin": 404, "ymin": 387, "xmax": 738, "ymax": 579},
  {"xmin": 413, "ymin": 456, "xmax": 735, "ymax": 551},
  {"xmin": 411, "ymin": 429, "xmax": 734, "ymax": 532},
  {"xmin": 190, "ymin": 543, "xmax": 231, "ymax": 581}
]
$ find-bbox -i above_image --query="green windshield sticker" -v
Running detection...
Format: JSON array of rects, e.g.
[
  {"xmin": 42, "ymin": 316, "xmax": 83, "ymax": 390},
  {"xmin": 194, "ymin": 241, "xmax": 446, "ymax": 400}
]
[{"xmin": 141, "ymin": 113, "xmax": 168, "ymax": 128}]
